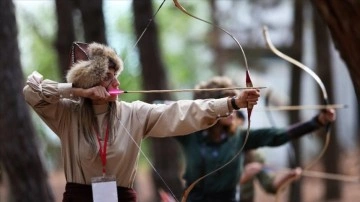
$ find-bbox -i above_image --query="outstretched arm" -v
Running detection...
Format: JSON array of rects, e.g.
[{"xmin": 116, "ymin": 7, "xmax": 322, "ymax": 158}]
[
  {"xmin": 242, "ymin": 108, "xmax": 336, "ymax": 150},
  {"xmin": 287, "ymin": 108, "xmax": 335, "ymax": 139},
  {"xmin": 240, "ymin": 162, "xmax": 264, "ymax": 184}
]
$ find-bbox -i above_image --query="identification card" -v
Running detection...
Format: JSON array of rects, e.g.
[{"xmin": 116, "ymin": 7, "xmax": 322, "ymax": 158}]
[{"xmin": 91, "ymin": 176, "xmax": 118, "ymax": 202}]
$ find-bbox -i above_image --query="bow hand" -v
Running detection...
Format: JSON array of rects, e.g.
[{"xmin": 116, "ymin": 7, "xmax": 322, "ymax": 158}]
[
  {"xmin": 234, "ymin": 89, "xmax": 260, "ymax": 109},
  {"xmin": 317, "ymin": 108, "xmax": 336, "ymax": 126}
]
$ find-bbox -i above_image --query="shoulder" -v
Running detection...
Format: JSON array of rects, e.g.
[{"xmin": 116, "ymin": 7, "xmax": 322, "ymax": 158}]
[{"xmin": 115, "ymin": 100, "xmax": 156, "ymax": 120}]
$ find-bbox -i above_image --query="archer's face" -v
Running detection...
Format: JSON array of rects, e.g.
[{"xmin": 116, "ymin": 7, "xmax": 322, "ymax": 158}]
[{"xmin": 101, "ymin": 68, "xmax": 120, "ymax": 102}]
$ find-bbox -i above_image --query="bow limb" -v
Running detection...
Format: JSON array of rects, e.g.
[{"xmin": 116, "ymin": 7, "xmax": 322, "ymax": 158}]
[
  {"xmin": 172, "ymin": 0, "xmax": 253, "ymax": 86},
  {"xmin": 173, "ymin": 0, "xmax": 254, "ymax": 118},
  {"xmin": 262, "ymin": 26, "xmax": 331, "ymax": 169},
  {"xmin": 262, "ymin": 26, "xmax": 332, "ymax": 201},
  {"xmin": 172, "ymin": 1, "xmax": 254, "ymax": 201},
  {"xmin": 262, "ymin": 27, "xmax": 329, "ymax": 102}
]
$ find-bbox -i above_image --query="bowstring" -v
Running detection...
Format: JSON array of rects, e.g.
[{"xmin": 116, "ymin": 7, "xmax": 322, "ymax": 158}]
[
  {"xmin": 118, "ymin": 120, "xmax": 179, "ymax": 202},
  {"xmin": 122, "ymin": 0, "xmax": 167, "ymax": 64},
  {"xmin": 119, "ymin": 1, "xmax": 180, "ymax": 201}
]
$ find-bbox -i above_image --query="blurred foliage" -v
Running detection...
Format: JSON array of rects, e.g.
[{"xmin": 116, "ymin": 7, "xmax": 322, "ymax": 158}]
[
  {"xmin": 16, "ymin": 3, "xmax": 60, "ymax": 81},
  {"xmin": 157, "ymin": 1, "xmax": 215, "ymax": 99}
]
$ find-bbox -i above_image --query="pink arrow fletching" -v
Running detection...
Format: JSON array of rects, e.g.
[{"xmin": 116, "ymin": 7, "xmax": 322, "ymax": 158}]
[{"xmin": 108, "ymin": 90, "xmax": 124, "ymax": 95}]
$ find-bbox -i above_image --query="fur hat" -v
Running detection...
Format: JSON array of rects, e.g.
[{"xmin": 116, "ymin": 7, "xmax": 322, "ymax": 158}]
[{"xmin": 66, "ymin": 42, "xmax": 124, "ymax": 88}]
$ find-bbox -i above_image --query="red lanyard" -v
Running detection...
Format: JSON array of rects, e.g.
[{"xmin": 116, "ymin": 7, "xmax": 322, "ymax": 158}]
[{"xmin": 95, "ymin": 124, "xmax": 109, "ymax": 175}]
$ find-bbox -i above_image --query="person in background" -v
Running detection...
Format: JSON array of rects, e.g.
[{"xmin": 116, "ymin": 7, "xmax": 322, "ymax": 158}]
[
  {"xmin": 233, "ymin": 110, "xmax": 301, "ymax": 202},
  {"xmin": 175, "ymin": 76, "xmax": 335, "ymax": 202},
  {"xmin": 23, "ymin": 42, "xmax": 260, "ymax": 202}
]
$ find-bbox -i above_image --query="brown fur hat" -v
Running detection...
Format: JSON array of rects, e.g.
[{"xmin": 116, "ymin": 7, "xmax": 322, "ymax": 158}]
[
  {"xmin": 66, "ymin": 42, "xmax": 124, "ymax": 88},
  {"xmin": 193, "ymin": 76, "xmax": 238, "ymax": 99}
]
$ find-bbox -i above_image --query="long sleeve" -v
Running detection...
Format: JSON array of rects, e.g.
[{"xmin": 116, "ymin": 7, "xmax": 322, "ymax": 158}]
[
  {"xmin": 23, "ymin": 71, "xmax": 75, "ymax": 136},
  {"xmin": 286, "ymin": 116, "xmax": 323, "ymax": 139},
  {"xmin": 243, "ymin": 116, "xmax": 325, "ymax": 150},
  {"xmin": 124, "ymin": 98, "xmax": 232, "ymax": 138}
]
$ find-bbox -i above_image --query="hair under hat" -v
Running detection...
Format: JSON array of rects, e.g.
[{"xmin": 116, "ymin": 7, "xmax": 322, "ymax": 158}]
[
  {"xmin": 193, "ymin": 76, "xmax": 238, "ymax": 99},
  {"xmin": 66, "ymin": 42, "xmax": 124, "ymax": 89}
]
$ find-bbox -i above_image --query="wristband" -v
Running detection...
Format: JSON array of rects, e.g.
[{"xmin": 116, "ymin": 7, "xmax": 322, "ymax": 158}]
[{"xmin": 231, "ymin": 96, "xmax": 240, "ymax": 110}]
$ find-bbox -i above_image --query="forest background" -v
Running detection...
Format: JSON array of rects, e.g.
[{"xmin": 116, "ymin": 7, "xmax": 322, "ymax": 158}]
[{"xmin": 0, "ymin": 0, "xmax": 359, "ymax": 202}]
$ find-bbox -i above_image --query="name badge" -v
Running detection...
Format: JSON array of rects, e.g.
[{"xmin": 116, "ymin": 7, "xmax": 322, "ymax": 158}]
[{"xmin": 91, "ymin": 176, "xmax": 117, "ymax": 202}]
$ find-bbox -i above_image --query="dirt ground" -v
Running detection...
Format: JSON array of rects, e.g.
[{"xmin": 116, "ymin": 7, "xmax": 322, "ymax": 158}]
[
  {"xmin": 1, "ymin": 149, "xmax": 359, "ymax": 202},
  {"xmin": 48, "ymin": 169, "xmax": 360, "ymax": 202},
  {"xmin": 48, "ymin": 149, "xmax": 360, "ymax": 202}
]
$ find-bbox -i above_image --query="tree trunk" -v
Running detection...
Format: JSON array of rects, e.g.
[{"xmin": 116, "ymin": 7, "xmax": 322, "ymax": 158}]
[
  {"xmin": 313, "ymin": 5, "xmax": 341, "ymax": 200},
  {"xmin": 288, "ymin": 0, "xmax": 304, "ymax": 201},
  {"xmin": 209, "ymin": 0, "xmax": 225, "ymax": 75},
  {"xmin": 55, "ymin": 0, "xmax": 106, "ymax": 79},
  {"xmin": 76, "ymin": 0, "xmax": 106, "ymax": 44},
  {"xmin": 0, "ymin": 0, "xmax": 54, "ymax": 201},
  {"xmin": 55, "ymin": 0, "xmax": 76, "ymax": 80},
  {"xmin": 132, "ymin": 0, "xmax": 183, "ymax": 201},
  {"xmin": 311, "ymin": 0, "xmax": 360, "ymax": 178},
  {"xmin": 311, "ymin": 0, "xmax": 360, "ymax": 102}
]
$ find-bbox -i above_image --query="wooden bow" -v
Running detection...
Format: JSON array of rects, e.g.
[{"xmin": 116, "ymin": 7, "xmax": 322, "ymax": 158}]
[
  {"xmin": 262, "ymin": 26, "xmax": 332, "ymax": 201},
  {"xmin": 172, "ymin": 1, "xmax": 254, "ymax": 201}
]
